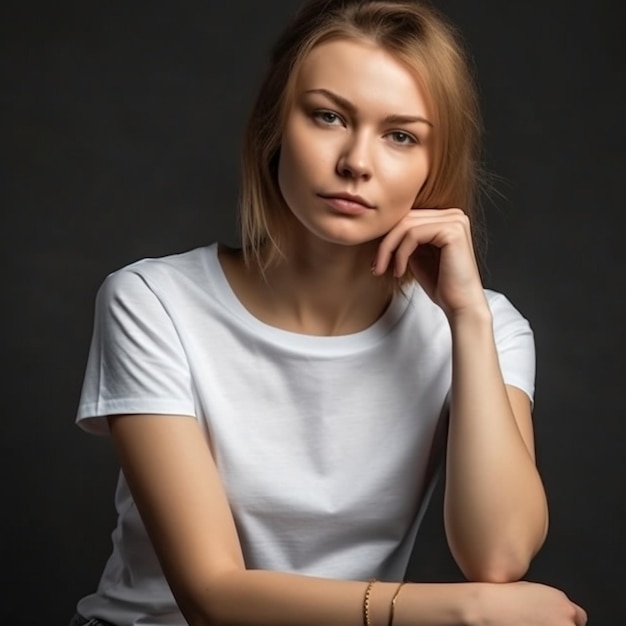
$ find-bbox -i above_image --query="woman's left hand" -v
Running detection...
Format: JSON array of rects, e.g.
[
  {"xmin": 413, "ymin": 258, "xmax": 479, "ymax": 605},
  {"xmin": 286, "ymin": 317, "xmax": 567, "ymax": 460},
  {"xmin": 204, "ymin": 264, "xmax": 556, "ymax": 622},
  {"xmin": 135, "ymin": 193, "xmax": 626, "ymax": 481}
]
[{"xmin": 372, "ymin": 208, "xmax": 488, "ymax": 319}]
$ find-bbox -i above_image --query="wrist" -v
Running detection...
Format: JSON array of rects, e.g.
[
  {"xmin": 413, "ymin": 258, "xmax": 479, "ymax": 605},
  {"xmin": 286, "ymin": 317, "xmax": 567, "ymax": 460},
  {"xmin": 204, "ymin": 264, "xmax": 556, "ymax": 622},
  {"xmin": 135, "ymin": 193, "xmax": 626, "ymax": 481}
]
[
  {"xmin": 390, "ymin": 582, "xmax": 484, "ymax": 626},
  {"xmin": 447, "ymin": 303, "xmax": 493, "ymax": 334},
  {"xmin": 460, "ymin": 583, "xmax": 486, "ymax": 626}
]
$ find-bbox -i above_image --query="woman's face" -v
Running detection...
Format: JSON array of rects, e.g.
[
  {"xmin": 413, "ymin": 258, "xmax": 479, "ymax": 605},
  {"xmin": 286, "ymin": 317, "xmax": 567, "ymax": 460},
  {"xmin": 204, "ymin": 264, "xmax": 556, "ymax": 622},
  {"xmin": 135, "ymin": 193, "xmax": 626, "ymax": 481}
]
[{"xmin": 277, "ymin": 38, "xmax": 433, "ymax": 248}]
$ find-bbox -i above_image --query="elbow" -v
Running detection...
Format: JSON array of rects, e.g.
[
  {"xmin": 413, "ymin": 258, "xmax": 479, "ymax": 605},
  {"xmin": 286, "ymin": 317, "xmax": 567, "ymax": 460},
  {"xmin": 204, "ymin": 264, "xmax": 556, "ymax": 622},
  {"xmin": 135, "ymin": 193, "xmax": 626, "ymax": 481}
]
[
  {"xmin": 461, "ymin": 554, "xmax": 531, "ymax": 583},
  {"xmin": 454, "ymin": 540, "xmax": 537, "ymax": 583},
  {"xmin": 174, "ymin": 570, "xmax": 244, "ymax": 626},
  {"xmin": 176, "ymin": 597, "xmax": 222, "ymax": 626},
  {"xmin": 180, "ymin": 600, "xmax": 232, "ymax": 626},
  {"xmin": 450, "ymin": 512, "xmax": 549, "ymax": 584}
]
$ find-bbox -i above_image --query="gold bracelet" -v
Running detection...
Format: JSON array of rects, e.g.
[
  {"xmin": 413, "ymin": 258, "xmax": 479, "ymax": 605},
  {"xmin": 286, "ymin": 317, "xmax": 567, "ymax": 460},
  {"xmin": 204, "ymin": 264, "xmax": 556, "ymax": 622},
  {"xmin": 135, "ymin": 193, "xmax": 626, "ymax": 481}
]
[
  {"xmin": 388, "ymin": 581, "xmax": 406, "ymax": 626},
  {"xmin": 363, "ymin": 579, "xmax": 377, "ymax": 626}
]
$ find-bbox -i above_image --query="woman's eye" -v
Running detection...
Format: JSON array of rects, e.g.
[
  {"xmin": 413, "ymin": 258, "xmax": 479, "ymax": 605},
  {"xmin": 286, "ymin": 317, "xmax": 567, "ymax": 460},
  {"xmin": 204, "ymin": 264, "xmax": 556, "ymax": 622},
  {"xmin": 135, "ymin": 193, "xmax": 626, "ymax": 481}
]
[
  {"xmin": 313, "ymin": 110, "xmax": 342, "ymax": 125},
  {"xmin": 388, "ymin": 131, "xmax": 418, "ymax": 145}
]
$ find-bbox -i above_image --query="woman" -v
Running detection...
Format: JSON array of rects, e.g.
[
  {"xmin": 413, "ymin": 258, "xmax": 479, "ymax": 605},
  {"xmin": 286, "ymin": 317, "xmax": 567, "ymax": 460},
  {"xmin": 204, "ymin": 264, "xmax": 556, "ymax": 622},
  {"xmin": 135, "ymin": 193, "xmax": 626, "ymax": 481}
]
[{"xmin": 71, "ymin": 1, "xmax": 587, "ymax": 625}]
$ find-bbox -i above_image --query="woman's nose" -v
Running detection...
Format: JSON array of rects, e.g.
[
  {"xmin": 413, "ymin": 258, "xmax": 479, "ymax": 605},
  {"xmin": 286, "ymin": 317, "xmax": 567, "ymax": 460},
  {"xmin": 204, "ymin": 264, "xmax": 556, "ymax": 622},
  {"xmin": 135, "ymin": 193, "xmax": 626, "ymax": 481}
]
[{"xmin": 336, "ymin": 135, "xmax": 372, "ymax": 180}]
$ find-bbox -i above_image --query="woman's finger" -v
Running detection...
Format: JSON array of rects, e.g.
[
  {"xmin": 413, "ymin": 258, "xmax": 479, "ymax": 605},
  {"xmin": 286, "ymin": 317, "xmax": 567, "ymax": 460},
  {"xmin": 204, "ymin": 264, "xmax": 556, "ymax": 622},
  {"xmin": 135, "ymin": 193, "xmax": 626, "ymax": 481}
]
[{"xmin": 374, "ymin": 215, "xmax": 471, "ymax": 276}]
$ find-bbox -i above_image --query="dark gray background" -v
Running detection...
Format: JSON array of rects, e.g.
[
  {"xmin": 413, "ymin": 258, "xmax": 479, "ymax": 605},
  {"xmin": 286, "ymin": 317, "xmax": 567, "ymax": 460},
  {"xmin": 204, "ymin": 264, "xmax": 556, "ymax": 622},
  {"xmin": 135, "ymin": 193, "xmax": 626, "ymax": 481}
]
[{"xmin": 2, "ymin": 0, "xmax": 624, "ymax": 623}]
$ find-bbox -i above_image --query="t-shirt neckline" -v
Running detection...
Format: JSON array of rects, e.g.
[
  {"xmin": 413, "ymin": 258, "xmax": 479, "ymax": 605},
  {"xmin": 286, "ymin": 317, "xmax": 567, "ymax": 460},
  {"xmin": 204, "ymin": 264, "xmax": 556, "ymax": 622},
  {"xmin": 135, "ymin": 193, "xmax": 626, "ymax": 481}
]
[{"xmin": 202, "ymin": 243, "xmax": 414, "ymax": 353}]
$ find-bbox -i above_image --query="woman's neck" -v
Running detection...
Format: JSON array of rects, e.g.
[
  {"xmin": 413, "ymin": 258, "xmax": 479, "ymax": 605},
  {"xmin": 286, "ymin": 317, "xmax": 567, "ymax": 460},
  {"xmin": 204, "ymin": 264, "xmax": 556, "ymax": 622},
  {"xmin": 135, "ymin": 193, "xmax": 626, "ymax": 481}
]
[{"xmin": 219, "ymin": 239, "xmax": 393, "ymax": 337}]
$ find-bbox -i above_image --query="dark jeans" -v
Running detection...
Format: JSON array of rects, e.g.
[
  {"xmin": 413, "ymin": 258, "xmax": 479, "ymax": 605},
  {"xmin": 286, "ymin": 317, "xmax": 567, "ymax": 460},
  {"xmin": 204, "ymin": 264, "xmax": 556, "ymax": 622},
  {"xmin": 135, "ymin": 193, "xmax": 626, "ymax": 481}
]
[{"xmin": 69, "ymin": 613, "xmax": 117, "ymax": 626}]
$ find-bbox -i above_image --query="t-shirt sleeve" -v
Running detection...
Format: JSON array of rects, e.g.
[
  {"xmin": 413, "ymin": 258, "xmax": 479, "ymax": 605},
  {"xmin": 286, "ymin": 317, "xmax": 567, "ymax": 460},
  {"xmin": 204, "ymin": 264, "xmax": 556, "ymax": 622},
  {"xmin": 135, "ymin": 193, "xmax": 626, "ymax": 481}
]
[
  {"xmin": 76, "ymin": 267, "xmax": 196, "ymax": 435},
  {"xmin": 488, "ymin": 291, "xmax": 536, "ymax": 404}
]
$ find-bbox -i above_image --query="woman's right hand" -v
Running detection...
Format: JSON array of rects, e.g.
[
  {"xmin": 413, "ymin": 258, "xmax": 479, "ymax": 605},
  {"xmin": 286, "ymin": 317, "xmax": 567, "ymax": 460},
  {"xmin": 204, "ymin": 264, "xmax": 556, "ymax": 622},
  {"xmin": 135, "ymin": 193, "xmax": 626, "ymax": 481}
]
[{"xmin": 470, "ymin": 580, "xmax": 587, "ymax": 626}]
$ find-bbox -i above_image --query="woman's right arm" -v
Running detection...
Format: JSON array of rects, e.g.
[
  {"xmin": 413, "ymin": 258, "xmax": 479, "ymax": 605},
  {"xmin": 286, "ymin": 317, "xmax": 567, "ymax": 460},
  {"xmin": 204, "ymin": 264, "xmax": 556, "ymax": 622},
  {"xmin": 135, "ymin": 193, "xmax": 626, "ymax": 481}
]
[{"xmin": 108, "ymin": 413, "xmax": 586, "ymax": 626}]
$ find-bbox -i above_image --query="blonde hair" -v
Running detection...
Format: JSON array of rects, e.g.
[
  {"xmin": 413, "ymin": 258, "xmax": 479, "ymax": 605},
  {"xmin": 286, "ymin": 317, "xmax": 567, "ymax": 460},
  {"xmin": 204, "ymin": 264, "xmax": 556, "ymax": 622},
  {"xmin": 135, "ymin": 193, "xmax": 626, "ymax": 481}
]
[{"xmin": 238, "ymin": 0, "xmax": 486, "ymax": 280}]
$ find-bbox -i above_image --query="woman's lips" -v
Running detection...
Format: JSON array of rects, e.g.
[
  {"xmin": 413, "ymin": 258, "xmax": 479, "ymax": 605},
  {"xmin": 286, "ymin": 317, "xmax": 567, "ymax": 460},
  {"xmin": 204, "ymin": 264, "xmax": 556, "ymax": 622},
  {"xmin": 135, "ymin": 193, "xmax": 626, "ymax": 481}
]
[{"xmin": 319, "ymin": 194, "xmax": 374, "ymax": 215}]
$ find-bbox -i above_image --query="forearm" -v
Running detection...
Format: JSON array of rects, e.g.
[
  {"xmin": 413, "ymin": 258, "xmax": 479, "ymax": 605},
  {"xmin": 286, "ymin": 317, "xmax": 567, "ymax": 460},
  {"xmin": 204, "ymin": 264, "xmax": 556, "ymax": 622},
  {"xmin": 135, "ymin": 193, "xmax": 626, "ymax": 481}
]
[
  {"xmin": 445, "ymin": 307, "xmax": 548, "ymax": 581},
  {"xmin": 179, "ymin": 569, "xmax": 476, "ymax": 626}
]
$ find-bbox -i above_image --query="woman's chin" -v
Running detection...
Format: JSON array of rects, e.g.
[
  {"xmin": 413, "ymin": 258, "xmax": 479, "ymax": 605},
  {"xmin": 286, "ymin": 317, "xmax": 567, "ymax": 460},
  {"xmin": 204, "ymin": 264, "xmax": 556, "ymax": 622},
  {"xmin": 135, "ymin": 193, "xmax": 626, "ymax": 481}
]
[{"xmin": 292, "ymin": 219, "xmax": 385, "ymax": 249}]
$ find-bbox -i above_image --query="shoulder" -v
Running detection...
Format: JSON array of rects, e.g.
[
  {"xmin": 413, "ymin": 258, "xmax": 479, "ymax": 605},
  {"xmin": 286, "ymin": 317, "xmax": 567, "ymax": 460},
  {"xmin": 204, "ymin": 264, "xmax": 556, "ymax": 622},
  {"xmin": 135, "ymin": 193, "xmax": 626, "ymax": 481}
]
[
  {"xmin": 483, "ymin": 289, "xmax": 536, "ymax": 400},
  {"xmin": 96, "ymin": 243, "xmax": 218, "ymax": 303},
  {"xmin": 400, "ymin": 285, "xmax": 533, "ymax": 345},
  {"xmin": 484, "ymin": 289, "xmax": 534, "ymax": 338}
]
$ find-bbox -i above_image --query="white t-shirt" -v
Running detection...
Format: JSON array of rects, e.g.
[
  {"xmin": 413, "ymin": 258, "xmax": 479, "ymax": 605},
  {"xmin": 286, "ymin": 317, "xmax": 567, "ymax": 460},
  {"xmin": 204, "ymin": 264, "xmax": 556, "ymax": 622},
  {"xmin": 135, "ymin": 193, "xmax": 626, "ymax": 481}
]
[{"xmin": 75, "ymin": 243, "xmax": 535, "ymax": 625}]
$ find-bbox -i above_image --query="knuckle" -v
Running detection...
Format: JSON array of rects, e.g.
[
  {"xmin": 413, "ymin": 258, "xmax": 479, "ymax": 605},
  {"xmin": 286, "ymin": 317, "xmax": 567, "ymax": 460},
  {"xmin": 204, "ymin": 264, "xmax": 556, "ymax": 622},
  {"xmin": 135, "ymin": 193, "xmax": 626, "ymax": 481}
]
[
  {"xmin": 447, "ymin": 222, "xmax": 466, "ymax": 241},
  {"xmin": 407, "ymin": 228, "xmax": 421, "ymax": 242},
  {"xmin": 400, "ymin": 229, "xmax": 419, "ymax": 246}
]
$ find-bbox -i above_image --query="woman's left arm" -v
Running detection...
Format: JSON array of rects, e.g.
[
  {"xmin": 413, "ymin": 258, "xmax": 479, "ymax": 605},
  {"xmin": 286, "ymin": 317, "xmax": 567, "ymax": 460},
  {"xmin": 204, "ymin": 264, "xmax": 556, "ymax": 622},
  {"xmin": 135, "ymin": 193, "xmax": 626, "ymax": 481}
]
[
  {"xmin": 444, "ymin": 309, "xmax": 548, "ymax": 583},
  {"xmin": 373, "ymin": 208, "xmax": 549, "ymax": 583}
]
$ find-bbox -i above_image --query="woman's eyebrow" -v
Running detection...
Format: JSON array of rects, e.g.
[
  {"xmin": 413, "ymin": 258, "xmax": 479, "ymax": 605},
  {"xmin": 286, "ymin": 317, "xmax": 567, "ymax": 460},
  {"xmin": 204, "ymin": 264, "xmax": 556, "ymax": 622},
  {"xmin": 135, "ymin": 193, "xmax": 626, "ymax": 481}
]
[{"xmin": 304, "ymin": 88, "xmax": 433, "ymax": 127}]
